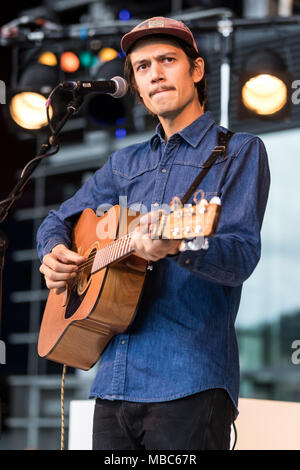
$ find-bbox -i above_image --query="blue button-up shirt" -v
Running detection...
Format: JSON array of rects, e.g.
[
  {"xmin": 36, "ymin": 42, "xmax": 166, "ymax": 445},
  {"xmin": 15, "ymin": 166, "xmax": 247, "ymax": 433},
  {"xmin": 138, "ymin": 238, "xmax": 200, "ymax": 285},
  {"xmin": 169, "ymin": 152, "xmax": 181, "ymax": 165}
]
[{"xmin": 36, "ymin": 111, "xmax": 270, "ymax": 417}]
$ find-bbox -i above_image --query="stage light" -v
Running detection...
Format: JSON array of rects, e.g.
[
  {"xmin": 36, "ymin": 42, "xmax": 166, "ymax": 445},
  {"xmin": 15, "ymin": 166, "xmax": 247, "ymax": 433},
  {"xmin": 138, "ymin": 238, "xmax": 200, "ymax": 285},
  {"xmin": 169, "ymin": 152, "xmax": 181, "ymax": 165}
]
[
  {"xmin": 60, "ymin": 51, "xmax": 80, "ymax": 73},
  {"xmin": 38, "ymin": 51, "xmax": 58, "ymax": 67},
  {"xmin": 118, "ymin": 9, "xmax": 131, "ymax": 21},
  {"xmin": 239, "ymin": 49, "xmax": 292, "ymax": 119},
  {"xmin": 85, "ymin": 92, "xmax": 127, "ymax": 128},
  {"xmin": 242, "ymin": 74, "xmax": 287, "ymax": 115},
  {"xmin": 83, "ymin": 56, "xmax": 134, "ymax": 134},
  {"xmin": 115, "ymin": 128, "xmax": 127, "ymax": 138},
  {"xmin": 99, "ymin": 47, "xmax": 119, "ymax": 63},
  {"xmin": 79, "ymin": 51, "xmax": 98, "ymax": 68},
  {"xmin": 8, "ymin": 63, "xmax": 57, "ymax": 130},
  {"xmin": 10, "ymin": 92, "xmax": 53, "ymax": 130}
]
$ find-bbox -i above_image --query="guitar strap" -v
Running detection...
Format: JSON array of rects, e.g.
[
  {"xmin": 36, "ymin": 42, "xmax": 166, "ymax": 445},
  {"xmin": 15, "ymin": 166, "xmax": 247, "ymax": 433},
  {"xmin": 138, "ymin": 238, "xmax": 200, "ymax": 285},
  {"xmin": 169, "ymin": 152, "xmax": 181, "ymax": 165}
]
[{"xmin": 180, "ymin": 130, "xmax": 235, "ymax": 205}]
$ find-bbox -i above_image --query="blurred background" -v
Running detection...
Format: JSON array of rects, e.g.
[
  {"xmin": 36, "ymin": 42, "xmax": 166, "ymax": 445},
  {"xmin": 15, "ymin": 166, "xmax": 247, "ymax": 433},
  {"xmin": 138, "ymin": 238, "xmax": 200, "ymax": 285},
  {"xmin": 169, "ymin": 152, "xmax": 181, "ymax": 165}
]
[{"xmin": 0, "ymin": 0, "xmax": 300, "ymax": 450}]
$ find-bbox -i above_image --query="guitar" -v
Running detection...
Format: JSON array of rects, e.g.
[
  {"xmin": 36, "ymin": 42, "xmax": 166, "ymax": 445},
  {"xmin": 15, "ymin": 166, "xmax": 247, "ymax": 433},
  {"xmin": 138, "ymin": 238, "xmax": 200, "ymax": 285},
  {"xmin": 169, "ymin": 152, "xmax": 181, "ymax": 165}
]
[{"xmin": 38, "ymin": 196, "xmax": 222, "ymax": 370}]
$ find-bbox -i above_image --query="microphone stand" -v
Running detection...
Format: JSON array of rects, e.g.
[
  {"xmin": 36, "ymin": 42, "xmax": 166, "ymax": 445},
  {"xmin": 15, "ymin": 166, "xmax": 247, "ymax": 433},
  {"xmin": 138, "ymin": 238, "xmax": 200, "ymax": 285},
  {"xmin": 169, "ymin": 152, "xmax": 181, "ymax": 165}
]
[{"xmin": 0, "ymin": 92, "xmax": 84, "ymax": 343}]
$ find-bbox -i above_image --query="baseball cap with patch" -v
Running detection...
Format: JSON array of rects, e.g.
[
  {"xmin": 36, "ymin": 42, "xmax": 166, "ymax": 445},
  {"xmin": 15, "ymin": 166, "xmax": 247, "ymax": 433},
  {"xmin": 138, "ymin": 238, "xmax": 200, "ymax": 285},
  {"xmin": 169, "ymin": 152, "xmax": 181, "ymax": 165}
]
[{"xmin": 121, "ymin": 17, "xmax": 199, "ymax": 55}]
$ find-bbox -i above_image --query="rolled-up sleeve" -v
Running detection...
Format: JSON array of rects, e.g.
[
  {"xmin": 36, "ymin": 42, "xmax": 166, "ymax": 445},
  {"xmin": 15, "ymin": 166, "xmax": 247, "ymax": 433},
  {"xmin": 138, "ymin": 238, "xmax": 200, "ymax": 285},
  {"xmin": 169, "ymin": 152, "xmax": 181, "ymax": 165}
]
[{"xmin": 172, "ymin": 136, "xmax": 271, "ymax": 287}]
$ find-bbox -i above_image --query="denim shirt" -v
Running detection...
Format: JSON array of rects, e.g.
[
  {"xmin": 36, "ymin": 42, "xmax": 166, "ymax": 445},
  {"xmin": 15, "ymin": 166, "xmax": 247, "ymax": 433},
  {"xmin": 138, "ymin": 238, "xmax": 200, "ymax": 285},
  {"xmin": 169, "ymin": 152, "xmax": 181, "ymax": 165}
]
[{"xmin": 36, "ymin": 111, "xmax": 270, "ymax": 416}]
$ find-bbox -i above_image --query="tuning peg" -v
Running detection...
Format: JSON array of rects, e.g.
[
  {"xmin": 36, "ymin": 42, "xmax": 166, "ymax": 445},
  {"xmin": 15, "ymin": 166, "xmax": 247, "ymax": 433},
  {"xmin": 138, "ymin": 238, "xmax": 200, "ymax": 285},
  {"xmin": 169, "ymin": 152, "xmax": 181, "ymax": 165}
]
[
  {"xmin": 179, "ymin": 237, "xmax": 204, "ymax": 252},
  {"xmin": 169, "ymin": 196, "xmax": 183, "ymax": 212},
  {"xmin": 179, "ymin": 236, "xmax": 209, "ymax": 252},
  {"xmin": 188, "ymin": 237, "xmax": 205, "ymax": 251},
  {"xmin": 193, "ymin": 189, "xmax": 205, "ymax": 205},
  {"xmin": 196, "ymin": 198, "xmax": 208, "ymax": 214},
  {"xmin": 210, "ymin": 196, "xmax": 221, "ymax": 205}
]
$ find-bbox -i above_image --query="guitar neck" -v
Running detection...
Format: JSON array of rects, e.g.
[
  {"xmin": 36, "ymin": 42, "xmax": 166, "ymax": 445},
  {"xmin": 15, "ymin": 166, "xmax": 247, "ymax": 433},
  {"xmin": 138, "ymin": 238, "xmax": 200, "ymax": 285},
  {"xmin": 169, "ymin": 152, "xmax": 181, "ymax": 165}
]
[
  {"xmin": 90, "ymin": 200, "xmax": 221, "ymax": 274},
  {"xmin": 91, "ymin": 233, "xmax": 134, "ymax": 274}
]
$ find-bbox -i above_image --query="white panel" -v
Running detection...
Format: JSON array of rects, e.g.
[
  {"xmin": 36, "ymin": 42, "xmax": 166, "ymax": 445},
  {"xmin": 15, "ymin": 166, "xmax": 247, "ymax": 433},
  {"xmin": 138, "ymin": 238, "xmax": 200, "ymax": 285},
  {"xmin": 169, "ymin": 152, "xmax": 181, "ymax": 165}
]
[{"xmin": 68, "ymin": 400, "xmax": 95, "ymax": 450}]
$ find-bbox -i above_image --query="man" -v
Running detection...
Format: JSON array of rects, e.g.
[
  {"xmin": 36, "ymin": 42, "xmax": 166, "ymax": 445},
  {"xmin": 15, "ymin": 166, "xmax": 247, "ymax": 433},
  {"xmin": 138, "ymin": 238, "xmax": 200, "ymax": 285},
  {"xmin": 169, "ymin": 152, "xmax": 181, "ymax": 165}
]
[{"xmin": 37, "ymin": 17, "xmax": 270, "ymax": 450}]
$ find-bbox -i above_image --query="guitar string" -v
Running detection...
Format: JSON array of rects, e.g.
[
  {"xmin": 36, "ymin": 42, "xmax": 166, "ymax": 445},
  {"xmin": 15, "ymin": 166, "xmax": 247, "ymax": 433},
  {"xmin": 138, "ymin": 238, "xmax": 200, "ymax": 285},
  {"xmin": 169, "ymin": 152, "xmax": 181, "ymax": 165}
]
[
  {"xmin": 76, "ymin": 233, "xmax": 134, "ymax": 273},
  {"xmin": 74, "ymin": 218, "xmax": 189, "ymax": 274},
  {"xmin": 62, "ymin": 234, "xmax": 134, "ymax": 293},
  {"xmin": 72, "ymin": 210, "xmax": 198, "ymax": 274},
  {"xmin": 74, "ymin": 211, "xmax": 183, "ymax": 272}
]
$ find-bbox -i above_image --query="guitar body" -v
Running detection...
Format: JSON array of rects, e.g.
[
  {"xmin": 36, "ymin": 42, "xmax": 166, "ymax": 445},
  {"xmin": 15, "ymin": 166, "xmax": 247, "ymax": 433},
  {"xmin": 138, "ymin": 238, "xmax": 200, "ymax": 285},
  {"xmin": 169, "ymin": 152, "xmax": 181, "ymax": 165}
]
[{"xmin": 38, "ymin": 205, "xmax": 148, "ymax": 370}]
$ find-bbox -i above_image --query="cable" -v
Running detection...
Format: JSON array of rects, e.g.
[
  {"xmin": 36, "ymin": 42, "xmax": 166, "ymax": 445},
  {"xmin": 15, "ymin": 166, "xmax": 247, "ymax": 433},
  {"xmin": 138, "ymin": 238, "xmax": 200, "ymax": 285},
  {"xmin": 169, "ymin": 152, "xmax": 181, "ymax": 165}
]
[
  {"xmin": 0, "ymin": 83, "xmax": 63, "ymax": 212},
  {"xmin": 60, "ymin": 364, "xmax": 67, "ymax": 450},
  {"xmin": 0, "ymin": 143, "xmax": 60, "ymax": 220},
  {"xmin": 20, "ymin": 143, "xmax": 60, "ymax": 179},
  {"xmin": 231, "ymin": 421, "xmax": 237, "ymax": 450},
  {"xmin": 46, "ymin": 83, "xmax": 63, "ymax": 135}
]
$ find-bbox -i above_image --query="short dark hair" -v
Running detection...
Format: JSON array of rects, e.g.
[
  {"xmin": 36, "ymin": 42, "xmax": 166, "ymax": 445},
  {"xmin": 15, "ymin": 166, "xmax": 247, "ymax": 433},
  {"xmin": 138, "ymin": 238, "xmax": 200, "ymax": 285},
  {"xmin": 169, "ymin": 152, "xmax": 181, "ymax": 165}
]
[{"xmin": 124, "ymin": 34, "xmax": 207, "ymax": 109}]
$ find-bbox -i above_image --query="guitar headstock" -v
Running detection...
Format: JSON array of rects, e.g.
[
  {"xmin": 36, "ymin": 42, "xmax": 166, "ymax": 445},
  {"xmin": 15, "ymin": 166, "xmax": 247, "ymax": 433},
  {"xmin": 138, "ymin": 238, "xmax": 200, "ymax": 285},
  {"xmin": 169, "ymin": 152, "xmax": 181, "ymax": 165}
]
[{"xmin": 149, "ymin": 195, "xmax": 222, "ymax": 251}]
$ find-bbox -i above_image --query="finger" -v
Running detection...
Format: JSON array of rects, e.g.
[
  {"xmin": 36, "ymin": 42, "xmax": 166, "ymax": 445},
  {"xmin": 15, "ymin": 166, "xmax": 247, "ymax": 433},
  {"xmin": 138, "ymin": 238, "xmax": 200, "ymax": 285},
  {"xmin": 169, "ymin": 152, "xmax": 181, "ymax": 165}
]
[
  {"xmin": 141, "ymin": 236, "xmax": 163, "ymax": 260},
  {"xmin": 42, "ymin": 255, "xmax": 79, "ymax": 273},
  {"xmin": 51, "ymin": 245, "xmax": 85, "ymax": 264},
  {"xmin": 40, "ymin": 264, "xmax": 77, "ymax": 281},
  {"xmin": 131, "ymin": 233, "xmax": 161, "ymax": 261},
  {"xmin": 130, "ymin": 226, "xmax": 150, "ymax": 251},
  {"xmin": 45, "ymin": 279, "xmax": 67, "ymax": 290}
]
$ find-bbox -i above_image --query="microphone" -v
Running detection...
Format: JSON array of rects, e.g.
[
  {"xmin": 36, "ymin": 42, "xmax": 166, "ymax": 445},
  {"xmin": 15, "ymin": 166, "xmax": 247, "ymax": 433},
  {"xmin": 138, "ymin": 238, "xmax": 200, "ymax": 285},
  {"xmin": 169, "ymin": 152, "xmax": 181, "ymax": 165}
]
[{"xmin": 60, "ymin": 76, "xmax": 128, "ymax": 98}]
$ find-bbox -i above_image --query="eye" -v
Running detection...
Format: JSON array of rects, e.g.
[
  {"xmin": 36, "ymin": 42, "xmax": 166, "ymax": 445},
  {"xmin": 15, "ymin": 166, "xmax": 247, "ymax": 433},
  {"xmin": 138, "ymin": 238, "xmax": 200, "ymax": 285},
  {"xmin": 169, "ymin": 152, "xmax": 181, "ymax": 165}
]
[
  {"xmin": 164, "ymin": 57, "xmax": 175, "ymax": 63},
  {"xmin": 137, "ymin": 63, "xmax": 147, "ymax": 71}
]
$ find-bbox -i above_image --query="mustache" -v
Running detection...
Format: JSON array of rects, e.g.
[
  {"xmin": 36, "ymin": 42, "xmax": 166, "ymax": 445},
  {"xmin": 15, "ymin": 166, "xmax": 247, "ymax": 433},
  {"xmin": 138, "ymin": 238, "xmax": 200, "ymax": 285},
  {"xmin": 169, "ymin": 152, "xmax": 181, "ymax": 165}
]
[{"xmin": 150, "ymin": 86, "xmax": 176, "ymax": 97}]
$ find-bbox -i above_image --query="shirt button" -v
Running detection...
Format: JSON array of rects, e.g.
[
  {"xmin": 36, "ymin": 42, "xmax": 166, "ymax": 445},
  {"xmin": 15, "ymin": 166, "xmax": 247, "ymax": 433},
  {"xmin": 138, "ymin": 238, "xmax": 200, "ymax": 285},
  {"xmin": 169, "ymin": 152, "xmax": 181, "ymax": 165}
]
[
  {"xmin": 121, "ymin": 340, "xmax": 126, "ymax": 345},
  {"xmin": 153, "ymin": 202, "xmax": 159, "ymax": 207},
  {"xmin": 185, "ymin": 259, "xmax": 191, "ymax": 264},
  {"xmin": 161, "ymin": 168, "xmax": 167, "ymax": 173}
]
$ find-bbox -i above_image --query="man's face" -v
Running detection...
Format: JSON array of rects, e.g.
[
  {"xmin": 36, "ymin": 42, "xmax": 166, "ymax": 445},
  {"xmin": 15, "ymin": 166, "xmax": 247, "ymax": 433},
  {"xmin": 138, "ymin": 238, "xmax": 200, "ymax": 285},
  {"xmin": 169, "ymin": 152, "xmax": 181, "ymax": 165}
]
[{"xmin": 130, "ymin": 37, "xmax": 204, "ymax": 119}]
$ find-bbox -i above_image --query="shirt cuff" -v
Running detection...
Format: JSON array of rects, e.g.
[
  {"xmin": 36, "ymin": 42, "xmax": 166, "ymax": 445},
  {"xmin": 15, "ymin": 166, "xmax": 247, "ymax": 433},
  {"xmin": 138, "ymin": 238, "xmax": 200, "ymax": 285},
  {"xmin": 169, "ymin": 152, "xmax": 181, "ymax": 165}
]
[{"xmin": 41, "ymin": 237, "xmax": 69, "ymax": 260}]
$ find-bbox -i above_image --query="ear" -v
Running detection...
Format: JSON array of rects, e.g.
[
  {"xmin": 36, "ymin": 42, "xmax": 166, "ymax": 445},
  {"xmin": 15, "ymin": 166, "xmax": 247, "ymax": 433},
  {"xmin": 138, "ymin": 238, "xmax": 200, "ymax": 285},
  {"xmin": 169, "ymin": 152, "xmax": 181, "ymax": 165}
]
[{"xmin": 193, "ymin": 57, "xmax": 205, "ymax": 84}]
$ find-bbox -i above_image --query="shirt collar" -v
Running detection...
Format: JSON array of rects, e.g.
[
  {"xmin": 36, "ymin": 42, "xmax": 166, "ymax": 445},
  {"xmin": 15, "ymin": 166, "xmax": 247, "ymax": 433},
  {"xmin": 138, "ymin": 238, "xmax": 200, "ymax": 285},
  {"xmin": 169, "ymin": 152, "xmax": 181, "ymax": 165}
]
[{"xmin": 150, "ymin": 111, "xmax": 215, "ymax": 150}]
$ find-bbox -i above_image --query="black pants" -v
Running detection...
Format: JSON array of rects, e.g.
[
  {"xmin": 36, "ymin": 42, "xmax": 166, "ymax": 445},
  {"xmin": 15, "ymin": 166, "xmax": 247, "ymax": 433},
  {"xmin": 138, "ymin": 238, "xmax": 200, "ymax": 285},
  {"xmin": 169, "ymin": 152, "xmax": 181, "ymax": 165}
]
[{"xmin": 92, "ymin": 388, "xmax": 235, "ymax": 450}]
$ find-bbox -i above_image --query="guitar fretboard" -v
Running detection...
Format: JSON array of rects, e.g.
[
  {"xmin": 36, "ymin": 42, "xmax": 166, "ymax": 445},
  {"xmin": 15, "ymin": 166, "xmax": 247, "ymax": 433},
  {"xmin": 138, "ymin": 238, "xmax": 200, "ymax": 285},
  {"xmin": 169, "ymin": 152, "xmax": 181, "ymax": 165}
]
[{"xmin": 91, "ymin": 233, "xmax": 134, "ymax": 274}]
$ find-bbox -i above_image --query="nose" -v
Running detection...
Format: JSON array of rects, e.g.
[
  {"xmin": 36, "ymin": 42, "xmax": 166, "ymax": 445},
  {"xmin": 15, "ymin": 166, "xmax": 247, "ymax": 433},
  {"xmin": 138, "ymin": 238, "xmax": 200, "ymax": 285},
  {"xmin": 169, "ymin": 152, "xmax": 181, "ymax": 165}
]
[{"xmin": 150, "ymin": 61, "xmax": 164, "ymax": 83}]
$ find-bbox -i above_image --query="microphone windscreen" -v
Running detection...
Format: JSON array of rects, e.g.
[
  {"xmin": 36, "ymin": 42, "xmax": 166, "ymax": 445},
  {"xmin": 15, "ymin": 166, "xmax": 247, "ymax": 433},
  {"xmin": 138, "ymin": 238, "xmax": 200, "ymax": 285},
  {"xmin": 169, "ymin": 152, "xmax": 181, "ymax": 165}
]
[{"xmin": 110, "ymin": 76, "xmax": 128, "ymax": 98}]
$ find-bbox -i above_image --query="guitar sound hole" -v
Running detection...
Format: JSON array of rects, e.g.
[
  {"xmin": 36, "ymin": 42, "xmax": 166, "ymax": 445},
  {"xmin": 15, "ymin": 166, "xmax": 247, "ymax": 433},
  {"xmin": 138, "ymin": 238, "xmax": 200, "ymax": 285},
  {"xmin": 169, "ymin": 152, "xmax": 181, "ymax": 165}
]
[
  {"xmin": 77, "ymin": 248, "xmax": 96, "ymax": 292},
  {"xmin": 64, "ymin": 288, "xmax": 87, "ymax": 319},
  {"xmin": 64, "ymin": 248, "xmax": 96, "ymax": 319}
]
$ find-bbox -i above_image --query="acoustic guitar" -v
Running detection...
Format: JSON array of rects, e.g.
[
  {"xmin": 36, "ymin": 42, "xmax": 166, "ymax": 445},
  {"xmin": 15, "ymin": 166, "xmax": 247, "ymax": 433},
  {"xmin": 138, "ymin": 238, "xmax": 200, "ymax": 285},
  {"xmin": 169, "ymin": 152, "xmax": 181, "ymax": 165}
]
[{"xmin": 38, "ymin": 196, "xmax": 222, "ymax": 370}]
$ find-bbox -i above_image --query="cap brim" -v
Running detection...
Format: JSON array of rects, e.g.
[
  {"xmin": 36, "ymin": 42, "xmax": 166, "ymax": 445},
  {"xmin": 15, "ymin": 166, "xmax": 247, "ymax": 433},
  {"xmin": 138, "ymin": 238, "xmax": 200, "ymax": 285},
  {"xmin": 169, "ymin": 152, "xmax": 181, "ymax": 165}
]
[{"xmin": 121, "ymin": 27, "xmax": 197, "ymax": 54}]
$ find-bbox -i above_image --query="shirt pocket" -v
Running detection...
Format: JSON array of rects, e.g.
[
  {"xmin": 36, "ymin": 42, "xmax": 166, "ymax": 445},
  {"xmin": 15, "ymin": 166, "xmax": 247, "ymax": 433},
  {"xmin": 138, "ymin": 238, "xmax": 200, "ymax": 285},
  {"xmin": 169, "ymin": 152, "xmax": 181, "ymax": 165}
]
[
  {"xmin": 172, "ymin": 154, "xmax": 233, "ymax": 202},
  {"xmin": 173, "ymin": 151, "xmax": 230, "ymax": 169},
  {"xmin": 112, "ymin": 160, "xmax": 159, "ymax": 180}
]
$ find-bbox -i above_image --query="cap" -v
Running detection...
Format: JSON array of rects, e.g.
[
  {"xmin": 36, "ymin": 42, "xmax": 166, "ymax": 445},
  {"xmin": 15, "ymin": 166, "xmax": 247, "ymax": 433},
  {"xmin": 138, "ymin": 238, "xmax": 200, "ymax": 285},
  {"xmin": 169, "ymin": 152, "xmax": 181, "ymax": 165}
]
[{"xmin": 121, "ymin": 17, "xmax": 199, "ymax": 55}]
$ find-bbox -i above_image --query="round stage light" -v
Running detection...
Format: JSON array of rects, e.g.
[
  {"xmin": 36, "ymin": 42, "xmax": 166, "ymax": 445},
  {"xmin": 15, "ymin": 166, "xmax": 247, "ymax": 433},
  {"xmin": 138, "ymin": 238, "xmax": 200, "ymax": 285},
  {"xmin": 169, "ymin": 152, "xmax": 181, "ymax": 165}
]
[
  {"xmin": 240, "ymin": 48, "xmax": 290, "ymax": 118},
  {"xmin": 118, "ymin": 9, "xmax": 131, "ymax": 21},
  {"xmin": 99, "ymin": 47, "xmax": 118, "ymax": 63},
  {"xmin": 242, "ymin": 73, "xmax": 287, "ymax": 115},
  {"xmin": 10, "ymin": 92, "xmax": 53, "ymax": 130},
  {"xmin": 38, "ymin": 52, "xmax": 58, "ymax": 67},
  {"xmin": 60, "ymin": 51, "xmax": 80, "ymax": 73},
  {"xmin": 79, "ymin": 51, "xmax": 98, "ymax": 68}
]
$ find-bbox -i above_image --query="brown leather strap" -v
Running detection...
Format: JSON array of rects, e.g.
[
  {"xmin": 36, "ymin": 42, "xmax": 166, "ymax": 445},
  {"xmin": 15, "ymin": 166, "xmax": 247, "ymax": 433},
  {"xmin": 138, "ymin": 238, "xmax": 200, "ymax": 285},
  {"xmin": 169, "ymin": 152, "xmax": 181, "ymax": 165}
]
[{"xmin": 180, "ymin": 130, "xmax": 234, "ymax": 205}]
